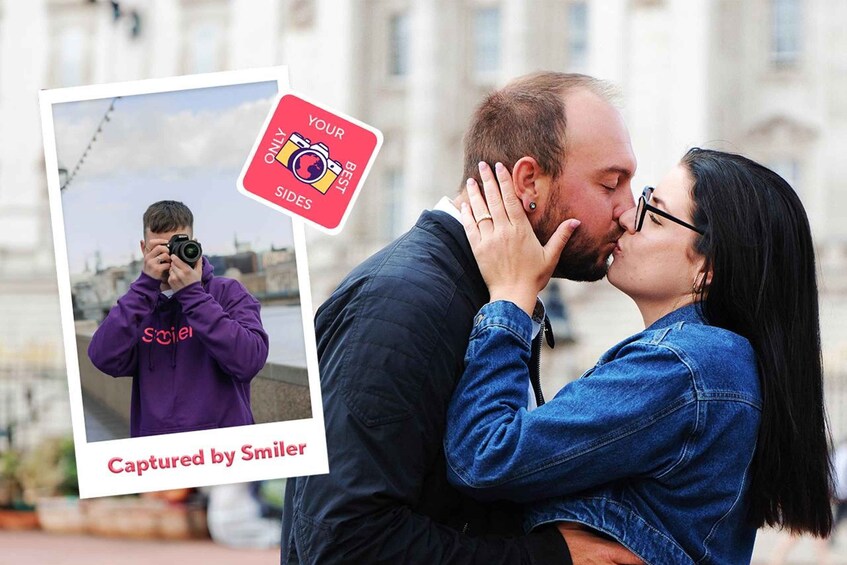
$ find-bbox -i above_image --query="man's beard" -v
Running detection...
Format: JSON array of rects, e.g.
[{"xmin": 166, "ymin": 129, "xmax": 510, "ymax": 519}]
[
  {"xmin": 536, "ymin": 192, "xmax": 616, "ymax": 282},
  {"xmin": 553, "ymin": 234, "xmax": 609, "ymax": 282},
  {"xmin": 549, "ymin": 230, "xmax": 610, "ymax": 281}
]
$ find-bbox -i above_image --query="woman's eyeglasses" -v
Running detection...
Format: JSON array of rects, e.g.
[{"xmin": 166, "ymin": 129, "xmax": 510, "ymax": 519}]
[{"xmin": 635, "ymin": 186, "xmax": 704, "ymax": 235}]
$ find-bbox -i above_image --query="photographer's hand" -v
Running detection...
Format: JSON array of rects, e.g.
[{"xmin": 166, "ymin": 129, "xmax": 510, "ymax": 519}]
[
  {"xmin": 142, "ymin": 238, "xmax": 171, "ymax": 282},
  {"xmin": 169, "ymin": 255, "xmax": 202, "ymax": 292}
]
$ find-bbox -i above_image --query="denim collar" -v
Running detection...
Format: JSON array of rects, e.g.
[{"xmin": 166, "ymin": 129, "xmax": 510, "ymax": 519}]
[{"xmin": 647, "ymin": 302, "xmax": 707, "ymax": 331}]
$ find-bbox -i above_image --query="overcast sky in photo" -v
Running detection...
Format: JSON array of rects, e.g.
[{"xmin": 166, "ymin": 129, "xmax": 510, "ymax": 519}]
[{"xmin": 52, "ymin": 81, "xmax": 297, "ymax": 275}]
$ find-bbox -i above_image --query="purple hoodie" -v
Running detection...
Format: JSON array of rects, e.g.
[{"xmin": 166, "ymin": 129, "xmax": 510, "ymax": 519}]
[{"xmin": 88, "ymin": 258, "xmax": 269, "ymax": 437}]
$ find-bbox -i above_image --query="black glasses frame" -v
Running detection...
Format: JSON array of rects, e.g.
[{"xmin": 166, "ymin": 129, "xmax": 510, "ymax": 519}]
[{"xmin": 635, "ymin": 186, "xmax": 704, "ymax": 235}]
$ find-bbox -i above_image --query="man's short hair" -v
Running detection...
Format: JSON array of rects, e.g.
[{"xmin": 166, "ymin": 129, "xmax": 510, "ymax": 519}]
[
  {"xmin": 461, "ymin": 72, "xmax": 618, "ymax": 189},
  {"xmin": 143, "ymin": 200, "xmax": 194, "ymax": 235}
]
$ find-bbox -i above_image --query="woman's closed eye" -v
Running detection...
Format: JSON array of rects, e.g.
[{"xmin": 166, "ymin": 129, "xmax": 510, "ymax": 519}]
[{"xmin": 649, "ymin": 212, "xmax": 662, "ymax": 226}]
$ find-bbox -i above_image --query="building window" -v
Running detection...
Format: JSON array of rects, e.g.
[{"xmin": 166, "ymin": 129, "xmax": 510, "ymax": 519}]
[
  {"xmin": 771, "ymin": 0, "xmax": 800, "ymax": 66},
  {"xmin": 473, "ymin": 7, "xmax": 501, "ymax": 75},
  {"xmin": 568, "ymin": 1, "xmax": 589, "ymax": 71},
  {"xmin": 384, "ymin": 169, "xmax": 404, "ymax": 238},
  {"xmin": 58, "ymin": 27, "xmax": 85, "ymax": 86},
  {"xmin": 389, "ymin": 12, "xmax": 410, "ymax": 77}
]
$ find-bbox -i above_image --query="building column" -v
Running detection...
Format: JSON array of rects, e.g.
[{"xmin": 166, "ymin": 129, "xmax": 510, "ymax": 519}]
[
  {"xmin": 588, "ymin": 0, "xmax": 628, "ymax": 83},
  {"xmin": 668, "ymin": 0, "xmax": 709, "ymax": 154},
  {"xmin": 148, "ymin": 0, "xmax": 181, "ymax": 77},
  {"xmin": 229, "ymin": 0, "xmax": 280, "ymax": 70},
  {"xmin": 502, "ymin": 0, "xmax": 532, "ymax": 78},
  {"xmin": 627, "ymin": 0, "xmax": 709, "ymax": 187},
  {"xmin": 402, "ymin": 0, "xmax": 443, "ymax": 227},
  {"xmin": 0, "ymin": 0, "xmax": 49, "ymax": 250}
]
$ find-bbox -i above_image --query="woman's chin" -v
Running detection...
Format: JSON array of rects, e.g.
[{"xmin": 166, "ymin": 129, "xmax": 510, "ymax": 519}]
[
  {"xmin": 607, "ymin": 260, "xmax": 623, "ymax": 290},
  {"xmin": 607, "ymin": 264, "xmax": 637, "ymax": 298}
]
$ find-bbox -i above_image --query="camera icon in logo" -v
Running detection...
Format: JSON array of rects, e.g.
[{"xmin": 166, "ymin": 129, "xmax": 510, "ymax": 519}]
[{"xmin": 276, "ymin": 132, "xmax": 343, "ymax": 194}]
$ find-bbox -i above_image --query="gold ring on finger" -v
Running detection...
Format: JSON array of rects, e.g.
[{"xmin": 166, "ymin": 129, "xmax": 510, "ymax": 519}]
[{"xmin": 476, "ymin": 214, "xmax": 493, "ymax": 225}]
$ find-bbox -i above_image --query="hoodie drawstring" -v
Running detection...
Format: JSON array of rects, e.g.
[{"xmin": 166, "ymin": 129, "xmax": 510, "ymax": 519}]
[
  {"xmin": 148, "ymin": 308, "xmax": 159, "ymax": 371},
  {"xmin": 171, "ymin": 321, "xmax": 178, "ymax": 368}
]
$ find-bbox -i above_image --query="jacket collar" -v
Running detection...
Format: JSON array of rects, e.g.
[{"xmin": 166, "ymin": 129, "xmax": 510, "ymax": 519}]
[
  {"xmin": 417, "ymin": 209, "xmax": 489, "ymax": 303},
  {"xmin": 418, "ymin": 209, "xmax": 477, "ymax": 268},
  {"xmin": 648, "ymin": 302, "xmax": 707, "ymax": 331}
]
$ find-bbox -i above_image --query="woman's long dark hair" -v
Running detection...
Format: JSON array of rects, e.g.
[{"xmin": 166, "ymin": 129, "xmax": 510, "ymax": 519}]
[{"xmin": 682, "ymin": 148, "xmax": 833, "ymax": 536}]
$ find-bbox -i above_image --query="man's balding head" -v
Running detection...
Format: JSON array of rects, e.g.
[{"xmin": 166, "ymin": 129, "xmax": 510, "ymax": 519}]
[{"xmin": 461, "ymin": 72, "xmax": 619, "ymax": 190}]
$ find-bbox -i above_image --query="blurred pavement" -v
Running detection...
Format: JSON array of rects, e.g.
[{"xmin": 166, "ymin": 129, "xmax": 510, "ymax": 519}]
[
  {"xmin": 0, "ymin": 531, "xmax": 278, "ymax": 565},
  {"xmin": 2, "ymin": 524, "xmax": 847, "ymax": 563},
  {"xmin": 752, "ymin": 527, "xmax": 847, "ymax": 564}
]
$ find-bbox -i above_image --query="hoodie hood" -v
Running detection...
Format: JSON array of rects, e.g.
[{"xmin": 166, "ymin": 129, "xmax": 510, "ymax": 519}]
[{"xmin": 200, "ymin": 256, "xmax": 214, "ymax": 285}]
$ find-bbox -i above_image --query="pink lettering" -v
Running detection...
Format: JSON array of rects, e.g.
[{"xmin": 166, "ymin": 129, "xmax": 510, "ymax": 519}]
[
  {"xmin": 108, "ymin": 457, "xmax": 124, "ymax": 474},
  {"xmin": 141, "ymin": 324, "xmax": 195, "ymax": 346}
]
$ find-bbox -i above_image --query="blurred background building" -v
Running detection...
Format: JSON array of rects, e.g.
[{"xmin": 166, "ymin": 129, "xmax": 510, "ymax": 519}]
[{"xmin": 1, "ymin": 0, "xmax": 847, "ymax": 557}]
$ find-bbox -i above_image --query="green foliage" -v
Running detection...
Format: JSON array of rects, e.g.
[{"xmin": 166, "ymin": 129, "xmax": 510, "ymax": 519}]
[
  {"xmin": 17, "ymin": 437, "xmax": 79, "ymax": 502},
  {"xmin": 257, "ymin": 478, "xmax": 286, "ymax": 509},
  {"xmin": 0, "ymin": 449, "xmax": 25, "ymax": 508}
]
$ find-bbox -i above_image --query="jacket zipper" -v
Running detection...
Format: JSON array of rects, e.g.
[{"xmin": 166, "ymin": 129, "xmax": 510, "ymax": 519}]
[{"xmin": 531, "ymin": 325, "xmax": 545, "ymax": 407}]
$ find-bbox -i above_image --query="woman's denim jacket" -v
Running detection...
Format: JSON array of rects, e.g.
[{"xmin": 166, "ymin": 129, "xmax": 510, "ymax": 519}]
[{"xmin": 445, "ymin": 301, "xmax": 762, "ymax": 565}]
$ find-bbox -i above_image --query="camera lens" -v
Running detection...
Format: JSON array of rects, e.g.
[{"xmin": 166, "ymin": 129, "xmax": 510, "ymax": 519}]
[{"xmin": 183, "ymin": 243, "xmax": 200, "ymax": 260}]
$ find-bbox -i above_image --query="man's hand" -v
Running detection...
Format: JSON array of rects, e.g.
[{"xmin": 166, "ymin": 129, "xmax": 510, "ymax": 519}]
[
  {"xmin": 168, "ymin": 255, "xmax": 202, "ymax": 292},
  {"xmin": 142, "ymin": 238, "xmax": 171, "ymax": 282},
  {"xmin": 559, "ymin": 523, "xmax": 644, "ymax": 565}
]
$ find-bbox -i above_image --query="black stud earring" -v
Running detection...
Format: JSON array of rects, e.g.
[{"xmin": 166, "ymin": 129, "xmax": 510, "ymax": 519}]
[{"xmin": 529, "ymin": 202, "xmax": 537, "ymax": 211}]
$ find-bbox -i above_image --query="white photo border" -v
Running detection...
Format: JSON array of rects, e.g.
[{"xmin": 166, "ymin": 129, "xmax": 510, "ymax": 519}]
[{"xmin": 39, "ymin": 67, "xmax": 329, "ymax": 498}]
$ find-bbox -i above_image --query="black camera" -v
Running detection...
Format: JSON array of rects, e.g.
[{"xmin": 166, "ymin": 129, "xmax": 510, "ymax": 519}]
[{"xmin": 167, "ymin": 234, "xmax": 202, "ymax": 268}]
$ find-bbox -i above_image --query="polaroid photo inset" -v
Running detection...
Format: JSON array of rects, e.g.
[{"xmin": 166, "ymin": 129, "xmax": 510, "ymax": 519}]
[{"xmin": 39, "ymin": 67, "xmax": 328, "ymax": 498}]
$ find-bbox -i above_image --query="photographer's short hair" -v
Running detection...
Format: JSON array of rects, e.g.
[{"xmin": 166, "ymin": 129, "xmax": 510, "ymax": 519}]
[
  {"xmin": 461, "ymin": 72, "xmax": 618, "ymax": 190},
  {"xmin": 143, "ymin": 200, "xmax": 194, "ymax": 235}
]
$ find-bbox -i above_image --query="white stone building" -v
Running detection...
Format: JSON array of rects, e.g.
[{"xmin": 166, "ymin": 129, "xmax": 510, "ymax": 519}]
[{"xmin": 2, "ymin": 0, "xmax": 847, "ymax": 446}]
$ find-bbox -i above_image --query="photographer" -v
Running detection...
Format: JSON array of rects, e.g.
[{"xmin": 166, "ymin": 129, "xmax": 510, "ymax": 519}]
[{"xmin": 88, "ymin": 200, "xmax": 269, "ymax": 437}]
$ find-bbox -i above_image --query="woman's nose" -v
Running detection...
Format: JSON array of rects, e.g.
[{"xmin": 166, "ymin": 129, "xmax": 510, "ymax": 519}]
[{"xmin": 619, "ymin": 204, "xmax": 637, "ymax": 233}]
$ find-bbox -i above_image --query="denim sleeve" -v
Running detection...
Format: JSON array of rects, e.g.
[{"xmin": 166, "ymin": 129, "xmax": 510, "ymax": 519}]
[{"xmin": 444, "ymin": 300, "xmax": 698, "ymax": 503}]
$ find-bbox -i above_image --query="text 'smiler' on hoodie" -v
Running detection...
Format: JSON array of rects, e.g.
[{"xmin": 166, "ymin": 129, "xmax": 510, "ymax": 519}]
[{"xmin": 88, "ymin": 258, "xmax": 270, "ymax": 437}]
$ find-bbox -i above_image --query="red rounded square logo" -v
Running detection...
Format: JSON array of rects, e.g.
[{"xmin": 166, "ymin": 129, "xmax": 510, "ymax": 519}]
[{"xmin": 239, "ymin": 93, "xmax": 383, "ymax": 233}]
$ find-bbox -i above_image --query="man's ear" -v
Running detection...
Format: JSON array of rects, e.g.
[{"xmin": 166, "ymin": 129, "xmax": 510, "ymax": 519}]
[
  {"xmin": 140, "ymin": 239, "xmax": 146, "ymax": 254},
  {"xmin": 512, "ymin": 156, "xmax": 549, "ymax": 212}
]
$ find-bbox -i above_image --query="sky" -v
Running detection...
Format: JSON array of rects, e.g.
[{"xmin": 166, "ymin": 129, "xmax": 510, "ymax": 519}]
[{"xmin": 51, "ymin": 81, "xmax": 296, "ymax": 274}]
